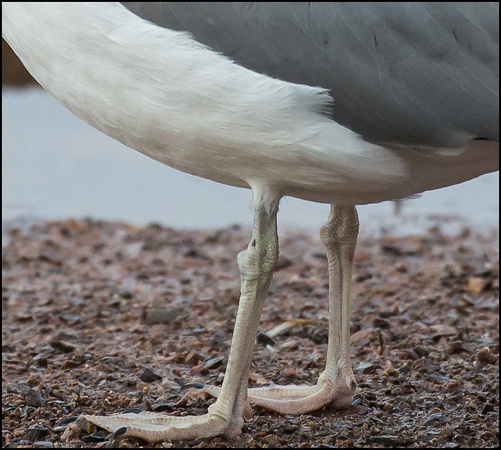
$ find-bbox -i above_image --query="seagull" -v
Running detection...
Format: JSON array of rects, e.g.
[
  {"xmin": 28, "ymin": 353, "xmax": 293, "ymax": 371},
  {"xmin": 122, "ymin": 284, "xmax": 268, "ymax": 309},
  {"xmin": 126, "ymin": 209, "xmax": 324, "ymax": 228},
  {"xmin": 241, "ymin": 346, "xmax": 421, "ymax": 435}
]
[{"xmin": 2, "ymin": 2, "xmax": 499, "ymax": 443}]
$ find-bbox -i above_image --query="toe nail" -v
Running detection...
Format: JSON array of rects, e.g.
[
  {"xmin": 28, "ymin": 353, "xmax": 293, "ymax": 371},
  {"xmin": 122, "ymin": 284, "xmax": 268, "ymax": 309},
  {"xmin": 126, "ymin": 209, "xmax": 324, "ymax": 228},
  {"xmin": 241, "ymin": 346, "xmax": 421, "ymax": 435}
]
[{"xmin": 114, "ymin": 427, "xmax": 128, "ymax": 437}]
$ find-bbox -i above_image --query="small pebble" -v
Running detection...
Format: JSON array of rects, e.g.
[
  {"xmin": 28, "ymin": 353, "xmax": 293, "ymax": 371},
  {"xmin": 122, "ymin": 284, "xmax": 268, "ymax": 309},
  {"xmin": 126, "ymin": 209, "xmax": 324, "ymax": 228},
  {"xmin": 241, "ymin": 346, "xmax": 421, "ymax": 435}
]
[
  {"xmin": 33, "ymin": 442, "xmax": 54, "ymax": 449},
  {"xmin": 139, "ymin": 368, "xmax": 162, "ymax": 383},
  {"xmin": 24, "ymin": 388, "xmax": 46, "ymax": 407}
]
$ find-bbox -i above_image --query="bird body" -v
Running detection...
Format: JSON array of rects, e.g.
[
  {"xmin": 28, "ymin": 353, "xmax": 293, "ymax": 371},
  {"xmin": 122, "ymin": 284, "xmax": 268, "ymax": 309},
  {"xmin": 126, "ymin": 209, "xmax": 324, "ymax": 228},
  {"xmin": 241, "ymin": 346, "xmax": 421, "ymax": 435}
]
[
  {"xmin": 2, "ymin": 2, "xmax": 498, "ymax": 208},
  {"xmin": 123, "ymin": 2, "xmax": 499, "ymax": 146},
  {"xmin": 2, "ymin": 1, "xmax": 499, "ymax": 443}
]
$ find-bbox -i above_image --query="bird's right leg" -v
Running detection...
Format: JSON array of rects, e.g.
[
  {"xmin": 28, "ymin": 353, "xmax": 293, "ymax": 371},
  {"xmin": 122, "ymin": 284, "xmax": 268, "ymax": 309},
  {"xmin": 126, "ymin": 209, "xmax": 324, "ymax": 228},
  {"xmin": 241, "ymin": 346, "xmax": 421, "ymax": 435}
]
[{"xmin": 206, "ymin": 205, "xmax": 359, "ymax": 415}]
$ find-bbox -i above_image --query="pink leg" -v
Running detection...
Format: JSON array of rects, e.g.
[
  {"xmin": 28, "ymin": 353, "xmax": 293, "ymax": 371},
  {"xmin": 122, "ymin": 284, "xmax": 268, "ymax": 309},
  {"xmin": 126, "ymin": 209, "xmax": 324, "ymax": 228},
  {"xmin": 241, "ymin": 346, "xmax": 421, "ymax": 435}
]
[
  {"xmin": 84, "ymin": 203, "xmax": 279, "ymax": 441},
  {"xmin": 207, "ymin": 205, "xmax": 359, "ymax": 414}
]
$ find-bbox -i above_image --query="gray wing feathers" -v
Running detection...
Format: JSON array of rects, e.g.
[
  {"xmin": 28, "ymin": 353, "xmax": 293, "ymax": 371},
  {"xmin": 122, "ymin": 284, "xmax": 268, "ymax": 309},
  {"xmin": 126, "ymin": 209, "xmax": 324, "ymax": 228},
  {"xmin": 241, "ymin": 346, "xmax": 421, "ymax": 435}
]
[{"xmin": 122, "ymin": 2, "xmax": 499, "ymax": 148}]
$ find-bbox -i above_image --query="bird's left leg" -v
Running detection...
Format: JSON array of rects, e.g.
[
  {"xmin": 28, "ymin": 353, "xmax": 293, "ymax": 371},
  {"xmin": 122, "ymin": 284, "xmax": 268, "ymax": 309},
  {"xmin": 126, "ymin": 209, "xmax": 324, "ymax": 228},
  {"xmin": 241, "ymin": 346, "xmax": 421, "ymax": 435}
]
[
  {"xmin": 206, "ymin": 205, "xmax": 359, "ymax": 414},
  {"xmin": 82, "ymin": 201, "xmax": 279, "ymax": 442}
]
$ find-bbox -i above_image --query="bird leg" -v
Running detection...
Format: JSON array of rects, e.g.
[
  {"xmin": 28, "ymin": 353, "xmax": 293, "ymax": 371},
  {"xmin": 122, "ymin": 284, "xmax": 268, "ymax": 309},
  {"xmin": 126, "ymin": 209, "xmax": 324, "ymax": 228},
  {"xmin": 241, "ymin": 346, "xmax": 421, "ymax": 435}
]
[
  {"xmin": 83, "ymin": 204, "xmax": 279, "ymax": 442},
  {"xmin": 210, "ymin": 205, "xmax": 359, "ymax": 415}
]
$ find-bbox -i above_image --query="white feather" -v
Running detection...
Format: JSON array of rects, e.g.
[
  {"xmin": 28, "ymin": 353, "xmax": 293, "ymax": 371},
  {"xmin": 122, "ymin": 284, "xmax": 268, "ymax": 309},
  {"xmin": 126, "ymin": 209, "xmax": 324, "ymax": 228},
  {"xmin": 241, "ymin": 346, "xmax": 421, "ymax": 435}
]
[{"xmin": 2, "ymin": 2, "xmax": 498, "ymax": 208}]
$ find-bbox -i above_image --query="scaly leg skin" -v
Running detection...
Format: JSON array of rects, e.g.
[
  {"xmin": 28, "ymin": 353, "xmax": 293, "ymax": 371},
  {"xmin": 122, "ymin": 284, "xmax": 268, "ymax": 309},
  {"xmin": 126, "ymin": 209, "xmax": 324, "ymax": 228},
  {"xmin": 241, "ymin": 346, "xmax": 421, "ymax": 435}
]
[
  {"xmin": 83, "ymin": 204, "xmax": 279, "ymax": 442},
  {"xmin": 205, "ymin": 205, "xmax": 359, "ymax": 414}
]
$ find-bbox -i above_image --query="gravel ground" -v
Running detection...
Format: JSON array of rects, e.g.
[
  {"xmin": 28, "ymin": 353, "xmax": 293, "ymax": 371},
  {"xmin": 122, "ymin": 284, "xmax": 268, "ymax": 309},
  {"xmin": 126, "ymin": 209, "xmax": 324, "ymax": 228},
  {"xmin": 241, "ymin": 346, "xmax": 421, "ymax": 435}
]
[{"xmin": 2, "ymin": 218, "xmax": 499, "ymax": 448}]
